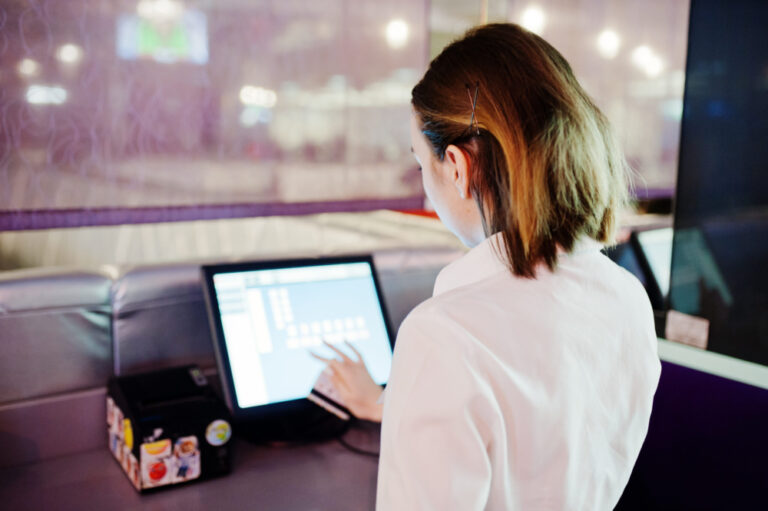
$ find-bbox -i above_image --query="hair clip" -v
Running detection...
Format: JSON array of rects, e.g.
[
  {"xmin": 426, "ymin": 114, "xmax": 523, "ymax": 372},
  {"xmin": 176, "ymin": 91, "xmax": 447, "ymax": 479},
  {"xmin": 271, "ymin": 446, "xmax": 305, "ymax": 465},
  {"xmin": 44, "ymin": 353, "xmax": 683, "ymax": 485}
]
[{"xmin": 466, "ymin": 82, "xmax": 480, "ymax": 135}]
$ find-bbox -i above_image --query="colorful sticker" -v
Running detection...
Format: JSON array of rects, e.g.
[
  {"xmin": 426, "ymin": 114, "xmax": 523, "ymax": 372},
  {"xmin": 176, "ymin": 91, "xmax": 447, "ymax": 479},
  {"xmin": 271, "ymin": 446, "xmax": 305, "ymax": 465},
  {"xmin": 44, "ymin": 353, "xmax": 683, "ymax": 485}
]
[
  {"xmin": 108, "ymin": 401, "xmax": 124, "ymax": 436},
  {"xmin": 142, "ymin": 439, "xmax": 171, "ymax": 457},
  {"xmin": 115, "ymin": 408, "xmax": 124, "ymax": 438},
  {"xmin": 123, "ymin": 419, "xmax": 134, "ymax": 450},
  {"xmin": 143, "ymin": 427, "xmax": 164, "ymax": 443},
  {"xmin": 128, "ymin": 454, "xmax": 141, "ymax": 490},
  {"xmin": 106, "ymin": 397, "xmax": 114, "ymax": 427},
  {"xmin": 109, "ymin": 431, "xmax": 119, "ymax": 457},
  {"xmin": 172, "ymin": 436, "xmax": 201, "ymax": 483},
  {"xmin": 189, "ymin": 367, "xmax": 208, "ymax": 386},
  {"xmin": 205, "ymin": 420, "xmax": 232, "ymax": 446},
  {"xmin": 121, "ymin": 444, "xmax": 132, "ymax": 472},
  {"xmin": 140, "ymin": 439, "xmax": 173, "ymax": 488},
  {"xmin": 144, "ymin": 458, "xmax": 170, "ymax": 487},
  {"xmin": 115, "ymin": 439, "xmax": 124, "ymax": 463},
  {"xmin": 174, "ymin": 436, "xmax": 198, "ymax": 458}
]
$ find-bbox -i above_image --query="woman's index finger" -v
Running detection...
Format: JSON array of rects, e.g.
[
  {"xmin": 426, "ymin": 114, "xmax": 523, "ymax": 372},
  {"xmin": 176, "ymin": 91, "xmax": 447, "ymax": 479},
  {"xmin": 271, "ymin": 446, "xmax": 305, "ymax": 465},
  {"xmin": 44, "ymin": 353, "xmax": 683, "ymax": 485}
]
[
  {"xmin": 308, "ymin": 351, "xmax": 333, "ymax": 364},
  {"xmin": 343, "ymin": 340, "xmax": 363, "ymax": 362},
  {"xmin": 322, "ymin": 340, "xmax": 352, "ymax": 362}
]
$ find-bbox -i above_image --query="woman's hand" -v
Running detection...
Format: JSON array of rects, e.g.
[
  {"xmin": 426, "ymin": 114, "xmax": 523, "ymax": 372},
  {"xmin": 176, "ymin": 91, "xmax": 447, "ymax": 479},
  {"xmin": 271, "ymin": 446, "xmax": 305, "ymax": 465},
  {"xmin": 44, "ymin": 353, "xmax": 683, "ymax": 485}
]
[{"xmin": 310, "ymin": 341, "xmax": 384, "ymax": 422}]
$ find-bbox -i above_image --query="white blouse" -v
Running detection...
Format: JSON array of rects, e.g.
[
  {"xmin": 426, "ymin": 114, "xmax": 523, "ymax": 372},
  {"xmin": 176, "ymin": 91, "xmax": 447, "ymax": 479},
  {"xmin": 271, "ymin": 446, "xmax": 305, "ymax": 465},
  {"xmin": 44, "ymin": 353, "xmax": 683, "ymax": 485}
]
[{"xmin": 376, "ymin": 234, "xmax": 661, "ymax": 510}]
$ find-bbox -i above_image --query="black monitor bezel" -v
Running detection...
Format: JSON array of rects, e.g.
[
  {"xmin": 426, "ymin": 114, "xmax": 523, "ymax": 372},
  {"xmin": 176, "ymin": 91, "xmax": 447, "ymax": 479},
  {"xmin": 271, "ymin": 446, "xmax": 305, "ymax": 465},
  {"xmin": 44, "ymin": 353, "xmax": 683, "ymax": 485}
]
[{"xmin": 201, "ymin": 254, "xmax": 394, "ymax": 423}]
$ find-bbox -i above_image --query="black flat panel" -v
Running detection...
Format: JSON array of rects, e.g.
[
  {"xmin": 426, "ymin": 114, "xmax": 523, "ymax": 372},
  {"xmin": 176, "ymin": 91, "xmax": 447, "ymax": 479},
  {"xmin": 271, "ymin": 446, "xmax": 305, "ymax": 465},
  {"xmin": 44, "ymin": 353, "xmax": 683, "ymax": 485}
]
[{"xmin": 671, "ymin": 0, "xmax": 768, "ymax": 366}]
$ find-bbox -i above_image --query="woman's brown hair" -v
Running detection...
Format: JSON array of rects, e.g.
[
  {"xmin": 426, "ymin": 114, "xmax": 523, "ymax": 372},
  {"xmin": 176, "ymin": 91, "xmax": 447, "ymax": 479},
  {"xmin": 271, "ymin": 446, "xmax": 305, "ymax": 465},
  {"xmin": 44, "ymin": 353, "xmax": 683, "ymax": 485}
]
[{"xmin": 412, "ymin": 23, "xmax": 629, "ymax": 278}]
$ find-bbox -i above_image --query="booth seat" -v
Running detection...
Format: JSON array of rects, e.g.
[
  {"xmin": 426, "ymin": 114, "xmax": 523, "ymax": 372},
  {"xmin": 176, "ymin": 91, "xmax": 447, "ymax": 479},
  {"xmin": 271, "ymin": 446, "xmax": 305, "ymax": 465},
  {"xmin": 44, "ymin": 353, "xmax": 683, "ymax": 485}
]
[
  {"xmin": 0, "ymin": 268, "xmax": 113, "ymax": 405},
  {"xmin": 0, "ymin": 247, "xmax": 464, "ymax": 469}
]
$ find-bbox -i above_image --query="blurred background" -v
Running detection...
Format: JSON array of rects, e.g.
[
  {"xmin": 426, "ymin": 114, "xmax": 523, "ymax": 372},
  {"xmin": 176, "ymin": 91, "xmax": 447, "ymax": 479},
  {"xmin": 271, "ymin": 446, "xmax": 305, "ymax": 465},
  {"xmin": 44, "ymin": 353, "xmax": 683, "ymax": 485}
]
[{"xmin": 0, "ymin": 0, "xmax": 688, "ymax": 269}]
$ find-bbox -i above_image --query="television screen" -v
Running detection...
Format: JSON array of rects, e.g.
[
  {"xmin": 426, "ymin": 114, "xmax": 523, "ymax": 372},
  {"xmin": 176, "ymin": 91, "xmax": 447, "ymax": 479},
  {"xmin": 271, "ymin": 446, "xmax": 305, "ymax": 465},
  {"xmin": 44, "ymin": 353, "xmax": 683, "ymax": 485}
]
[{"xmin": 116, "ymin": 9, "xmax": 208, "ymax": 65}]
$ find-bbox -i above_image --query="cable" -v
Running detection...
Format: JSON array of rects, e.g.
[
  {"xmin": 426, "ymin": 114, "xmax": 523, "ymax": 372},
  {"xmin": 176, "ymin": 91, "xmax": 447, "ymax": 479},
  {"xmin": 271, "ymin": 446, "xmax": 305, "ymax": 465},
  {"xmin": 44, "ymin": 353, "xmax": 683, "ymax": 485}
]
[
  {"xmin": 336, "ymin": 434, "xmax": 379, "ymax": 458},
  {"xmin": 335, "ymin": 419, "xmax": 380, "ymax": 458}
]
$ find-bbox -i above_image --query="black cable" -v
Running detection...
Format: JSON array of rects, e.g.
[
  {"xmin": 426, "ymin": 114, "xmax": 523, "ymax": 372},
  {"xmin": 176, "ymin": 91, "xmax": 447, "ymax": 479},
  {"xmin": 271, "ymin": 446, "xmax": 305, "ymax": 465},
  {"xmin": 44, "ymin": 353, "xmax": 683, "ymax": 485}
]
[
  {"xmin": 335, "ymin": 419, "xmax": 380, "ymax": 458},
  {"xmin": 336, "ymin": 434, "xmax": 379, "ymax": 458},
  {"xmin": 246, "ymin": 404, "xmax": 380, "ymax": 456}
]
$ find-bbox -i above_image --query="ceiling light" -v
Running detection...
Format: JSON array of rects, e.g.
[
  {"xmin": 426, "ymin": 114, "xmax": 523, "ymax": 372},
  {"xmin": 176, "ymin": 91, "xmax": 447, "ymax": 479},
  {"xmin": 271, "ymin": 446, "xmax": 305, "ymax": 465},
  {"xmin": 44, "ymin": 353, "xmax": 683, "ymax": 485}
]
[
  {"xmin": 385, "ymin": 19, "xmax": 409, "ymax": 50},
  {"xmin": 520, "ymin": 6, "xmax": 546, "ymax": 35},
  {"xmin": 596, "ymin": 30, "xmax": 621, "ymax": 59},
  {"xmin": 239, "ymin": 86, "xmax": 277, "ymax": 108},
  {"xmin": 56, "ymin": 43, "xmax": 84, "ymax": 65},
  {"xmin": 17, "ymin": 58, "xmax": 39, "ymax": 77},
  {"xmin": 26, "ymin": 85, "xmax": 68, "ymax": 105}
]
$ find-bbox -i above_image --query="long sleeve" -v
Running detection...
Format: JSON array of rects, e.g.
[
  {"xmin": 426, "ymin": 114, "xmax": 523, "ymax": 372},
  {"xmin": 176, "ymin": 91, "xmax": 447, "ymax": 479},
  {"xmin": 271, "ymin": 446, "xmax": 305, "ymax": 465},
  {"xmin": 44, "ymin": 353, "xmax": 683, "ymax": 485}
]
[
  {"xmin": 376, "ymin": 237, "xmax": 660, "ymax": 509},
  {"xmin": 376, "ymin": 309, "xmax": 496, "ymax": 511}
]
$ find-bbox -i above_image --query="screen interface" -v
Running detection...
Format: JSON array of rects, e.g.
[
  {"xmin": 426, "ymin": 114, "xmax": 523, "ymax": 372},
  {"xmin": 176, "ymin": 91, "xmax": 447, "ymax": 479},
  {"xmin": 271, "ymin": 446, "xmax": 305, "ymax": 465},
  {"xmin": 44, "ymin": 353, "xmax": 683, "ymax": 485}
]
[
  {"xmin": 637, "ymin": 227, "xmax": 673, "ymax": 297},
  {"xmin": 212, "ymin": 262, "xmax": 392, "ymax": 408}
]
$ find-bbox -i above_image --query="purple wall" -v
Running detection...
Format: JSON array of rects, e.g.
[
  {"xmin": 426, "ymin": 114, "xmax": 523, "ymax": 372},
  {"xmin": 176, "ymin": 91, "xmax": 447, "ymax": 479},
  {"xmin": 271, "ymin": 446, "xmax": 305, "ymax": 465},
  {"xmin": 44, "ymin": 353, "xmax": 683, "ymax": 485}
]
[{"xmin": 617, "ymin": 360, "xmax": 768, "ymax": 510}]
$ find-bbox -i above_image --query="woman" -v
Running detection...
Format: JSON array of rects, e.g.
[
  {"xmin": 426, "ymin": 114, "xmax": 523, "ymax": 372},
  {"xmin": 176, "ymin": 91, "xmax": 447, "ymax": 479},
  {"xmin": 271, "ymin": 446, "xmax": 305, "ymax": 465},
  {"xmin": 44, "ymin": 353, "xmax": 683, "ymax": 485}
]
[{"xmin": 319, "ymin": 23, "xmax": 660, "ymax": 510}]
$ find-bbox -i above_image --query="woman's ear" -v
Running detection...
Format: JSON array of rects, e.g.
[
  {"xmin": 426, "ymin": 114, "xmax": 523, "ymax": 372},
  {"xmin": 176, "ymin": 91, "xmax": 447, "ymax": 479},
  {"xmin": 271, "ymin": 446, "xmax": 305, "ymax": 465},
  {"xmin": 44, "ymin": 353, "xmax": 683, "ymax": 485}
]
[{"xmin": 444, "ymin": 144, "xmax": 471, "ymax": 200}]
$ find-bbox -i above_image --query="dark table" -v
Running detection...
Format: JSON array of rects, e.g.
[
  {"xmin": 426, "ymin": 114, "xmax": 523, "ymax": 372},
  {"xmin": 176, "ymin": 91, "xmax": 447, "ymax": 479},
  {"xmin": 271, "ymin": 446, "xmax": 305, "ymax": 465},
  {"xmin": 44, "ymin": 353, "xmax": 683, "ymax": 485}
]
[{"xmin": 0, "ymin": 422, "xmax": 381, "ymax": 511}]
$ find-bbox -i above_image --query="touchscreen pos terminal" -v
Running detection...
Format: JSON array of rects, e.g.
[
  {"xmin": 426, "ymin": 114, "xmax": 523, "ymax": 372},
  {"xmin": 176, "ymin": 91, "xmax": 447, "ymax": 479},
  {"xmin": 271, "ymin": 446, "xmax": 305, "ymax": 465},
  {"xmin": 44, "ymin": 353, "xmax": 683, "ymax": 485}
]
[{"xmin": 201, "ymin": 255, "xmax": 394, "ymax": 442}]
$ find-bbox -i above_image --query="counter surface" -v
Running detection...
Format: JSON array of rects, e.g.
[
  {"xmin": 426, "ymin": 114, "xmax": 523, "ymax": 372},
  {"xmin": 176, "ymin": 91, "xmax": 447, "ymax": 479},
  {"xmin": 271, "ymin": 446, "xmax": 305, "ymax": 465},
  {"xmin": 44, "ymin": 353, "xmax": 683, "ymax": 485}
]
[{"xmin": 0, "ymin": 422, "xmax": 381, "ymax": 511}]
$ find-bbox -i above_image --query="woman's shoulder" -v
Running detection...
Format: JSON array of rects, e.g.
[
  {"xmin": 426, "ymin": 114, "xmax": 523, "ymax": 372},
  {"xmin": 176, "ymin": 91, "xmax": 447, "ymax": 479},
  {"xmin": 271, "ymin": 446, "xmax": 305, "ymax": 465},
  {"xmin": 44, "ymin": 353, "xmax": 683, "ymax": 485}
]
[
  {"xmin": 395, "ymin": 297, "xmax": 467, "ymax": 352},
  {"xmin": 397, "ymin": 296, "xmax": 452, "ymax": 339},
  {"xmin": 394, "ymin": 289, "xmax": 502, "ymax": 365}
]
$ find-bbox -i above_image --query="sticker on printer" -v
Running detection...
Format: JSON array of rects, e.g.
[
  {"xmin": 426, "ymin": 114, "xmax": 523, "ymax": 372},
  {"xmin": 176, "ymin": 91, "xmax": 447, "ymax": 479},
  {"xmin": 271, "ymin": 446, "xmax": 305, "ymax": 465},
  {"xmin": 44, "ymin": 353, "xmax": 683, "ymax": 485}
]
[
  {"xmin": 123, "ymin": 419, "xmax": 134, "ymax": 450},
  {"xmin": 128, "ymin": 453, "xmax": 141, "ymax": 490},
  {"xmin": 146, "ymin": 459, "xmax": 170, "ymax": 486},
  {"xmin": 115, "ymin": 408, "xmax": 124, "ymax": 439},
  {"xmin": 189, "ymin": 367, "xmax": 208, "ymax": 386},
  {"xmin": 175, "ymin": 436, "xmax": 198, "ymax": 458},
  {"xmin": 172, "ymin": 436, "xmax": 201, "ymax": 483},
  {"xmin": 108, "ymin": 402, "xmax": 122, "ymax": 436},
  {"xmin": 106, "ymin": 397, "xmax": 114, "ymax": 427},
  {"xmin": 140, "ymin": 439, "xmax": 173, "ymax": 488},
  {"xmin": 109, "ymin": 432, "xmax": 119, "ymax": 457},
  {"xmin": 205, "ymin": 419, "xmax": 232, "ymax": 446},
  {"xmin": 143, "ymin": 428, "xmax": 164, "ymax": 443},
  {"xmin": 121, "ymin": 444, "xmax": 132, "ymax": 473},
  {"xmin": 142, "ymin": 439, "xmax": 171, "ymax": 457}
]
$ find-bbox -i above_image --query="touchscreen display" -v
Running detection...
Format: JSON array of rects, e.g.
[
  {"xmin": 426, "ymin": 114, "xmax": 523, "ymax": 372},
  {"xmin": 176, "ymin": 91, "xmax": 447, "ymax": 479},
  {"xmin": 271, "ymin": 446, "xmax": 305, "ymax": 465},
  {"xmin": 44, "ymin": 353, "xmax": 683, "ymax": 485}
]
[
  {"xmin": 636, "ymin": 227, "xmax": 673, "ymax": 297},
  {"xmin": 211, "ymin": 262, "xmax": 392, "ymax": 408}
]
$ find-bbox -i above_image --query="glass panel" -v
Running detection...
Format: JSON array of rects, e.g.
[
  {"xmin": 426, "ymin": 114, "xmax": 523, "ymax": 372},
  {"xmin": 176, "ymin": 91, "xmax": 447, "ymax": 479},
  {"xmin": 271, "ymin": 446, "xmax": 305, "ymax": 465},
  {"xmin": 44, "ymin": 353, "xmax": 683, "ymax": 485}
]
[
  {"xmin": 0, "ymin": 0, "xmax": 427, "ymax": 222},
  {"xmin": 669, "ymin": 0, "xmax": 768, "ymax": 366}
]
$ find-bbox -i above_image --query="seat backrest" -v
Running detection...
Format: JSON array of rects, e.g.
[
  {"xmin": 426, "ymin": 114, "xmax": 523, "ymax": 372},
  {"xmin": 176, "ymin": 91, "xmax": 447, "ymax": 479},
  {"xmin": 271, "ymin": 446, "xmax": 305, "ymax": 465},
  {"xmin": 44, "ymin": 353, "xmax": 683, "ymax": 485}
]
[
  {"xmin": 112, "ymin": 263, "xmax": 214, "ymax": 375},
  {"xmin": 111, "ymin": 248, "xmax": 465, "ymax": 375},
  {"xmin": 0, "ymin": 268, "xmax": 113, "ymax": 404}
]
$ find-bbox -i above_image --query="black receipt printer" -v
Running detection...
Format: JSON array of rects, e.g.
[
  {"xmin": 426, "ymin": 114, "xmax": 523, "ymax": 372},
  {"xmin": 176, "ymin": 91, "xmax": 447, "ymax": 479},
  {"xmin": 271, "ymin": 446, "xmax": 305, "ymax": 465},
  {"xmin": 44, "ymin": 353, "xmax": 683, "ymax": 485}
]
[{"xmin": 106, "ymin": 365, "xmax": 233, "ymax": 492}]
